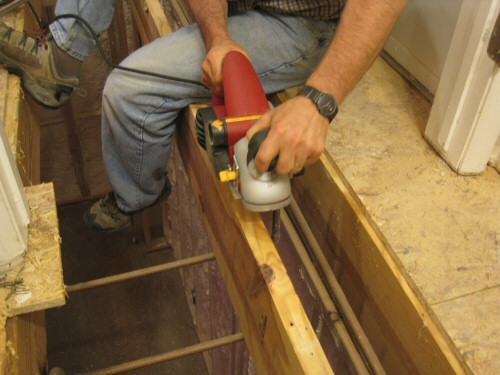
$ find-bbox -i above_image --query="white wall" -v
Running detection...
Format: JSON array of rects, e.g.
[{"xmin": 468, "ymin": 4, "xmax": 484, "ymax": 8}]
[{"xmin": 384, "ymin": 0, "xmax": 464, "ymax": 94}]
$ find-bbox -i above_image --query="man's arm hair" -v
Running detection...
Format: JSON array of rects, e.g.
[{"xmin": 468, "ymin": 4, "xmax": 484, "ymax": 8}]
[
  {"xmin": 307, "ymin": 0, "xmax": 407, "ymax": 104},
  {"xmin": 187, "ymin": 0, "xmax": 230, "ymax": 50}
]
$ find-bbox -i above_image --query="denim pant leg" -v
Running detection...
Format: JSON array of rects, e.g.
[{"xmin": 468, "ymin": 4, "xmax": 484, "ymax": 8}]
[
  {"xmin": 50, "ymin": 0, "xmax": 117, "ymax": 60},
  {"xmin": 102, "ymin": 10, "xmax": 337, "ymax": 213}
]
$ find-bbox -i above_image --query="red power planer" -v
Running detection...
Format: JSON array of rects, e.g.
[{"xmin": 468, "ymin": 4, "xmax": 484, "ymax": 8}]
[{"xmin": 196, "ymin": 51, "xmax": 291, "ymax": 213}]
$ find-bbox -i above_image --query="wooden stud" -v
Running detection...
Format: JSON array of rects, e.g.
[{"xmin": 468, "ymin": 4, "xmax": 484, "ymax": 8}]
[
  {"xmin": 3, "ymin": 311, "xmax": 47, "ymax": 375},
  {"xmin": 60, "ymin": 101, "xmax": 91, "ymax": 198}
]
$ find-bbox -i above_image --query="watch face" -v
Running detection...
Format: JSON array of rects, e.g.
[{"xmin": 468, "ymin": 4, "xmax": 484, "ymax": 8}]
[
  {"xmin": 317, "ymin": 93, "xmax": 337, "ymax": 117},
  {"xmin": 299, "ymin": 86, "xmax": 338, "ymax": 121}
]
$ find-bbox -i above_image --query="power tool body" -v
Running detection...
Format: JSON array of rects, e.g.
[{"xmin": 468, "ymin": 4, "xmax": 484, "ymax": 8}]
[{"xmin": 196, "ymin": 51, "xmax": 291, "ymax": 212}]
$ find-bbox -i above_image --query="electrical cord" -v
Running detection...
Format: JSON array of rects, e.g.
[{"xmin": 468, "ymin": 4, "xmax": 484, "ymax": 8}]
[
  {"xmin": 21, "ymin": 2, "xmax": 205, "ymax": 87},
  {"xmin": 53, "ymin": 14, "xmax": 205, "ymax": 87}
]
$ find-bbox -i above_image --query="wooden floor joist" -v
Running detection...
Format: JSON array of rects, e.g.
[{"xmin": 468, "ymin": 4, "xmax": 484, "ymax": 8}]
[
  {"xmin": 291, "ymin": 155, "xmax": 470, "ymax": 374},
  {"xmin": 176, "ymin": 106, "xmax": 334, "ymax": 375}
]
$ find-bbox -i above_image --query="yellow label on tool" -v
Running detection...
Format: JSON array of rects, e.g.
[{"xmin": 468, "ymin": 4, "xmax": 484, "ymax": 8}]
[
  {"xmin": 219, "ymin": 170, "xmax": 238, "ymax": 182},
  {"xmin": 211, "ymin": 115, "xmax": 262, "ymax": 130}
]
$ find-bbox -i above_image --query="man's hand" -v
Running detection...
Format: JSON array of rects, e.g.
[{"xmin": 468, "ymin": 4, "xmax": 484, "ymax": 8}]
[
  {"xmin": 201, "ymin": 37, "xmax": 249, "ymax": 94},
  {"xmin": 247, "ymin": 96, "xmax": 330, "ymax": 175},
  {"xmin": 187, "ymin": 0, "xmax": 249, "ymax": 94}
]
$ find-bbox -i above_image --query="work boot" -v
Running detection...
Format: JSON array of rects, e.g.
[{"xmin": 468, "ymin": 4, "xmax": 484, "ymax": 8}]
[
  {"xmin": 83, "ymin": 192, "xmax": 132, "ymax": 232},
  {"xmin": 83, "ymin": 178, "xmax": 172, "ymax": 232},
  {"xmin": 0, "ymin": 20, "xmax": 81, "ymax": 109}
]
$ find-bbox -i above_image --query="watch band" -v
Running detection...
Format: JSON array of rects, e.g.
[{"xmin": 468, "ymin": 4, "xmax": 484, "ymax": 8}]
[{"xmin": 298, "ymin": 85, "xmax": 338, "ymax": 122}]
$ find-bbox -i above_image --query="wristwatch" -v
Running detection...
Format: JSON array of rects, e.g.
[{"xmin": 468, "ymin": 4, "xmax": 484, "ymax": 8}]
[{"xmin": 298, "ymin": 85, "xmax": 338, "ymax": 123}]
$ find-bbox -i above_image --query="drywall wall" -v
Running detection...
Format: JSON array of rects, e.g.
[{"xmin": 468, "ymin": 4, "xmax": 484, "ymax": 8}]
[{"xmin": 384, "ymin": 0, "xmax": 464, "ymax": 94}]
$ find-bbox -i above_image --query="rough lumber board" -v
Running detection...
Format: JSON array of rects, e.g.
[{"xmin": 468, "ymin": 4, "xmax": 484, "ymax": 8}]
[
  {"xmin": 2, "ymin": 311, "xmax": 47, "ymax": 375},
  {"xmin": 130, "ymin": 0, "xmax": 173, "ymax": 44},
  {"xmin": 177, "ymin": 106, "xmax": 333, "ymax": 375},
  {"xmin": 60, "ymin": 101, "xmax": 90, "ymax": 198},
  {"xmin": 169, "ymin": 0, "xmax": 192, "ymax": 26},
  {"xmin": 291, "ymin": 154, "xmax": 471, "ymax": 375},
  {"xmin": 0, "ymin": 183, "xmax": 64, "ymax": 316},
  {"xmin": 143, "ymin": 0, "xmax": 173, "ymax": 35},
  {"xmin": 107, "ymin": 0, "xmax": 130, "ymax": 64}
]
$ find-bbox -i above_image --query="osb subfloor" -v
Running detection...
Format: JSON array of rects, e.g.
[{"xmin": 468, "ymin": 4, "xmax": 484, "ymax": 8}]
[
  {"xmin": 46, "ymin": 201, "xmax": 208, "ymax": 374},
  {"xmin": 328, "ymin": 57, "xmax": 500, "ymax": 374}
]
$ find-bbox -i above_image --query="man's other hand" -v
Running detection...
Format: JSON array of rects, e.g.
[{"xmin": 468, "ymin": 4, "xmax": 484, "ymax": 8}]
[
  {"xmin": 201, "ymin": 37, "xmax": 249, "ymax": 94},
  {"xmin": 246, "ymin": 96, "xmax": 331, "ymax": 176}
]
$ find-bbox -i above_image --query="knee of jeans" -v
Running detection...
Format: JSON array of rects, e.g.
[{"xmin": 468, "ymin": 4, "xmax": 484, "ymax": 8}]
[{"xmin": 103, "ymin": 69, "xmax": 127, "ymax": 107}]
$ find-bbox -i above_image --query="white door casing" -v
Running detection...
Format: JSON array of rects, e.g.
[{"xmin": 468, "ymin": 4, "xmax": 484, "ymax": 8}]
[
  {"xmin": 0, "ymin": 122, "xmax": 30, "ymax": 272},
  {"xmin": 425, "ymin": 0, "xmax": 500, "ymax": 174}
]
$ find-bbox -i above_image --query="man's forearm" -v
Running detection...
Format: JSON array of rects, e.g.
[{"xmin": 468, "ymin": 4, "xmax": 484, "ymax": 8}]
[
  {"xmin": 307, "ymin": 0, "xmax": 407, "ymax": 104},
  {"xmin": 187, "ymin": 0, "xmax": 229, "ymax": 50}
]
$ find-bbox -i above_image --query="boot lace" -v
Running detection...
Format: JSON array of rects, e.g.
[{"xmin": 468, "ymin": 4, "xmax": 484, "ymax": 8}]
[
  {"xmin": 1, "ymin": 26, "xmax": 13, "ymax": 41},
  {"xmin": 23, "ymin": 28, "xmax": 49, "ymax": 54},
  {"xmin": 100, "ymin": 193, "xmax": 121, "ymax": 217},
  {"xmin": 1, "ymin": 23, "xmax": 48, "ymax": 54}
]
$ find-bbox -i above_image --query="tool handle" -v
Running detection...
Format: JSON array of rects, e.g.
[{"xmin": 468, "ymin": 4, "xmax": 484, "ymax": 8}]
[
  {"xmin": 247, "ymin": 129, "xmax": 278, "ymax": 171},
  {"xmin": 247, "ymin": 129, "xmax": 305, "ymax": 176}
]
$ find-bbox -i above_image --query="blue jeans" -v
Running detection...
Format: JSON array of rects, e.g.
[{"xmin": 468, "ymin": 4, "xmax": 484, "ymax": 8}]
[
  {"xmin": 51, "ymin": 1, "xmax": 337, "ymax": 213},
  {"xmin": 50, "ymin": 0, "xmax": 117, "ymax": 60}
]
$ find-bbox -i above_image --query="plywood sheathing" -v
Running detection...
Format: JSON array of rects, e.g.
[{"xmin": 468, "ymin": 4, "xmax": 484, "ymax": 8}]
[
  {"xmin": 326, "ymin": 57, "xmax": 499, "ymax": 374},
  {"xmin": 0, "ymin": 183, "xmax": 64, "ymax": 316}
]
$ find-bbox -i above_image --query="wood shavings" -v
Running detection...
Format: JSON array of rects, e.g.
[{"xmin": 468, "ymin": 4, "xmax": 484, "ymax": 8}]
[{"xmin": 5, "ymin": 340, "xmax": 16, "ymax": 358}]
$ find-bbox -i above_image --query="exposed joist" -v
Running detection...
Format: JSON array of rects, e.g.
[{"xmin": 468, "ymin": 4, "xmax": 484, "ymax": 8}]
[
  {"xmin": 130, "ymin": 0, "xmax": 173, "ymax": 44},
  {"xmin": 291, "ymin": 155, "xmax": 471, "ymax": 375},
  {"xmin": 177, "ymin": 106, "xmax": 334, "ymax": 375}
]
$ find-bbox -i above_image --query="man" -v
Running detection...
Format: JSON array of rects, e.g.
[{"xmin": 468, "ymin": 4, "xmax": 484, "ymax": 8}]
[{"xmin": 0, "ymin": 0, "xmax": 407, "ymax": 232}]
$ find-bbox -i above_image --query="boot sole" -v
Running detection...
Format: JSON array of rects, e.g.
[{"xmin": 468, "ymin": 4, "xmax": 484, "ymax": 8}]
[{"xmin": 0, "ymin": 54, "xmax": 75, "ymax": 109}]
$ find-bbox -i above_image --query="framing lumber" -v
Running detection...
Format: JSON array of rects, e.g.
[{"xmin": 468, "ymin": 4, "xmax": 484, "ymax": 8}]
[
  {"xmin": 107, "ymin": 0, "xmax": 130, "ymax": 64},
  {"xmin": 177, "ymin": 106, "xmax": 334, "ymax": 375},
  {"xmin": 291, "ymin": 155, "xmax": 471, "ymax": 374},
  {"xmin": 3, "ymin": 311, "xmax": 47, "ymax": 375},
  {"xmin": 130, "ymin": 0, "xmax": 172, "ymax": 44},
  {"xmin": 169, "ymin": 0, "xmax": 193, "ymax": 26},
  {"xmin": 60, "ymin": 101, "xmax": 90, "ymax": 198}
]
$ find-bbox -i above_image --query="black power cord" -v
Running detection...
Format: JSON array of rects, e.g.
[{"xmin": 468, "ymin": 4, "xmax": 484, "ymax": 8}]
[{"xmin": 22, "ymin": 2, "xmax": 205, "ymax": 87}]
